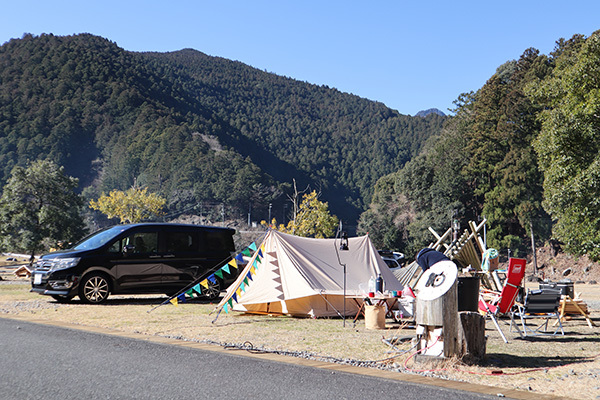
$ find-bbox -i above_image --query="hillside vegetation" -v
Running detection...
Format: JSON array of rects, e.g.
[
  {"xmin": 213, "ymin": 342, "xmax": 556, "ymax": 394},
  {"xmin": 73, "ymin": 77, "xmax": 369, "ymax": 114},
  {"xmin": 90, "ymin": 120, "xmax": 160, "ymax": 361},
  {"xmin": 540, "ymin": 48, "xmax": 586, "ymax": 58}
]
[
  {"xmin": 0, "ymin": 33, "xmax": 445, "ymax": 225},
  {"xmin": 361, "ymin": 31, "xmax": 600, "ymax": 263}
]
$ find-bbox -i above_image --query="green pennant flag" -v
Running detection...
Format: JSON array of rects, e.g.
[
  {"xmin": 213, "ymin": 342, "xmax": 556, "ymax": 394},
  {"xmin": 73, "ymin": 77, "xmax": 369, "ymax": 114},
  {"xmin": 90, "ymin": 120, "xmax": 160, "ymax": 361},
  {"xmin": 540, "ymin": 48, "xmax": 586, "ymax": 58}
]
[
  {"xmin": 243, "ymin": 277, "xmax": 249, "ymax": 286},
  {"xmin": 227, "ymin": 298, "xmax": 234, "ymax": 309},
  {"xmin": 215, "ymin": 269, "xmax": 224, "ymax": 279},
  {"xmin": 242, "ymin": 248, "xmax": 252, "ymax": 257},
  {"xmin": 186, "ymin": 289, "xmax": 195, "ymax": 297}
]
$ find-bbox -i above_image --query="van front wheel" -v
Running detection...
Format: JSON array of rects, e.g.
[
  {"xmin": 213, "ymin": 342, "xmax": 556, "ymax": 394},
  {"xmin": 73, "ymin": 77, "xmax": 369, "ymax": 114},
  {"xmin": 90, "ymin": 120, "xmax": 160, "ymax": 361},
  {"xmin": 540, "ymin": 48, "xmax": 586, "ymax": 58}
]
[{"xmin": 79, "ymin": 273, "xmax": 111, "ymax": 304}]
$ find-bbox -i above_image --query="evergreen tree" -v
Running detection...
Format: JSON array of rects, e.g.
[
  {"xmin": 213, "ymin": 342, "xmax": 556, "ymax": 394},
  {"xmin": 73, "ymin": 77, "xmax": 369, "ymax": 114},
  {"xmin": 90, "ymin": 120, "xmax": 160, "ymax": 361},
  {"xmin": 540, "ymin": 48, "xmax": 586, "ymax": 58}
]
[
  {"xmin": 528, "ymin": 32, "xmax": 600, "ymax": 259},
  {"xmin": 0, "ymin": 160, "xmax": 86, "ymax": 259}
]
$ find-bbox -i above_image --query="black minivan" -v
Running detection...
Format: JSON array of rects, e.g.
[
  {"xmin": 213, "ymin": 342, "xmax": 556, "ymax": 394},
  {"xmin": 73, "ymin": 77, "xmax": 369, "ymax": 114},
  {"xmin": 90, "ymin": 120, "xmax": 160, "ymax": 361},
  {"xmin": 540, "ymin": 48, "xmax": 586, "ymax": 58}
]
[{"xmin": 31, "ymin": 223, "xmax": 237, "ymax": 304}]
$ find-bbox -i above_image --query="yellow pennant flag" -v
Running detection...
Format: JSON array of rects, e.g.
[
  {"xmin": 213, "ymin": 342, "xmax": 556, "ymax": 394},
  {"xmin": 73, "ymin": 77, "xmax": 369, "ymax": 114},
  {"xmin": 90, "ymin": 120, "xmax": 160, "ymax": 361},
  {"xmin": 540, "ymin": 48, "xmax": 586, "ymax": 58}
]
[
  {"xmin": 229, "ymin": 259, "xmax": 238, "ymax": 269},
  {"xmin": 250, "ymin": 265, "xmax": 256, "ymax": 275},
  {"xmin": 170, "ymin": 298, "xmax": 178, "ymax": 306},
  {"xmin": 200, "ymin": 279, "xmax": 209, "ymax": 289}
]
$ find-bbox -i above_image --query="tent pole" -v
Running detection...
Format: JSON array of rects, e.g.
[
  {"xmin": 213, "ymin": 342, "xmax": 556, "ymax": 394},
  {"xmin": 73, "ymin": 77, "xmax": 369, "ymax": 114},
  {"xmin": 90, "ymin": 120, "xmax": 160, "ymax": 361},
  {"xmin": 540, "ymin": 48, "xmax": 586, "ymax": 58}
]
[{"xmin": 343, "ymin": 263, "xmax": 347, "ymax": 327}]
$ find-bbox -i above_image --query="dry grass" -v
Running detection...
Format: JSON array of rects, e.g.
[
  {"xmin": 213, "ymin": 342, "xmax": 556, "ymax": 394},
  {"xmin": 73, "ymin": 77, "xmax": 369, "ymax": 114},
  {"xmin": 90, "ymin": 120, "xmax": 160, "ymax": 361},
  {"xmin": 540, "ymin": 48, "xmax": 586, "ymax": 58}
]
[{"xmin": 1, "ymin": 274, "xmax": 600, "ymax": 399}]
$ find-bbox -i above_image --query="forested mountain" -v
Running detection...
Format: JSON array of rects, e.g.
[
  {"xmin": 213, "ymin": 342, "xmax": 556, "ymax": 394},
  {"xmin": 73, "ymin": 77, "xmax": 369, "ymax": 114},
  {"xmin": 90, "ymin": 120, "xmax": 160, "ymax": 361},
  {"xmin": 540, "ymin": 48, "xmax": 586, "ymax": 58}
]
[
  {"xmin": 0, "ymin": 33, "xmax": 446, "ymax": 225},
  {"xmin": 360, "ymin": 31, "xmax": 600, "ymax": 262}
]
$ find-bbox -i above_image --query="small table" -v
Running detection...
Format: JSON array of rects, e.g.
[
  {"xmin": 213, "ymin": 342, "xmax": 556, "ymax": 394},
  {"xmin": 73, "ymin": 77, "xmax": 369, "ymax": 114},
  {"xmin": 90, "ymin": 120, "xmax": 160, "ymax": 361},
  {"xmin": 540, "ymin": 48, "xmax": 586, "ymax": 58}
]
[{"xmin": 351, "ymin": 296, "xmax": 399, "ymax": 324}]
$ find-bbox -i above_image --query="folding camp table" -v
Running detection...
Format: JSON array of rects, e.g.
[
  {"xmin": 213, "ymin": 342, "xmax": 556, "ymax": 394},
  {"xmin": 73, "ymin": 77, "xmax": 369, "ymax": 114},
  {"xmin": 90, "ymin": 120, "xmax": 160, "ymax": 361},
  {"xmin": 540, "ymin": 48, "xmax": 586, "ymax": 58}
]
[{"xmin": 351, "ymin": 296, "xmax": 398, "ymax": 324}]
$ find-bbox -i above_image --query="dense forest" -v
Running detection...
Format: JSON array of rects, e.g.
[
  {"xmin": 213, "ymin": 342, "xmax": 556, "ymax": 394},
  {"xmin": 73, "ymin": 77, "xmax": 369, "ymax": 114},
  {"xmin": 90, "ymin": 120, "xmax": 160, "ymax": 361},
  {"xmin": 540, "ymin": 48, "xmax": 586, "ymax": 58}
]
[
  {"xmin": 0, "ymin": 33, "xmax": 446, "ymax": 227},
  {"xmin": 360, "ymin": 31, "xmax": 600, "ymax": 262}
]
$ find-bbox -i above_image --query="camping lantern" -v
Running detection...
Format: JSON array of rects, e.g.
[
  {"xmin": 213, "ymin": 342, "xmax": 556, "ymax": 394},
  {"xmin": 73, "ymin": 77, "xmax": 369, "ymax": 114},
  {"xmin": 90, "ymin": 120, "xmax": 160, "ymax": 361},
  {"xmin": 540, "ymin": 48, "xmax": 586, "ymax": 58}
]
[{"xmin": 339, "ymin": 231, "xmax": 349, "ymax": 251}]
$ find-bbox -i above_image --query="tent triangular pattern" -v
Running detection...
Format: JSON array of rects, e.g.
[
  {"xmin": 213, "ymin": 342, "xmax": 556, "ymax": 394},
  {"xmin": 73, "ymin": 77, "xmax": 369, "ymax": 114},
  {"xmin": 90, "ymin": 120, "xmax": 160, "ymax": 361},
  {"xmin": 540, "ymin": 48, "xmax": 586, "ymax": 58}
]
[{"xmin": 269, "ymin": 250, "xmax": 285, "ymax": 300}]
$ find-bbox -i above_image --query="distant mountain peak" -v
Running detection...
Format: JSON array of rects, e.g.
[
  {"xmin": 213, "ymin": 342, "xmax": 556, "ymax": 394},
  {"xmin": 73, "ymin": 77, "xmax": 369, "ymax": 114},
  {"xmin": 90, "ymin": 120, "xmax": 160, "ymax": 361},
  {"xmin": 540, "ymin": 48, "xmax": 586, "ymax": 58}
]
[{"xmin": 415, "ymin": 108, "xmax": 446, "ymax": 117}]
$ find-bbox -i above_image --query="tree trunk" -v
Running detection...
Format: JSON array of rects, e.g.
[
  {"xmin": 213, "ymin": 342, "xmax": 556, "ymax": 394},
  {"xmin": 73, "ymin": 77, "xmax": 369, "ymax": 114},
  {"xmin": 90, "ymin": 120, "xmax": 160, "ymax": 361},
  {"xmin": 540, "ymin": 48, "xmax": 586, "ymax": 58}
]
[{"xmin": 457, "ymin": 311, "xmax": 486, "ymax": 363}]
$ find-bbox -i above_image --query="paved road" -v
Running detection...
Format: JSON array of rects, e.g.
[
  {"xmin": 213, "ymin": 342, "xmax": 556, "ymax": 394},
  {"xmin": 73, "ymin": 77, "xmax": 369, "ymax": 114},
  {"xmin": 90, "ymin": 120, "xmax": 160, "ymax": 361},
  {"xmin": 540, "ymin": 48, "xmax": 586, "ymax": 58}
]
[{"xmin": 0, "ymin": 318, "xmax": 500, "ymax": 400}]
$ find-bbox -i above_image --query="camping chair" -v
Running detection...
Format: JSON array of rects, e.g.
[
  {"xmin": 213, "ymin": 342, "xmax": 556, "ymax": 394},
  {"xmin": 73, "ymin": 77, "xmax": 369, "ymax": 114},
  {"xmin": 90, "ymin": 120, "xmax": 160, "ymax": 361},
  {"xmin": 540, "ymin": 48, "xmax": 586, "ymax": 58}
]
[
  {"xmin": 478, "ymin": 257, "xmax": 526, "ymax": 343},
  {"xmin": 511, "ymin": 288, "xmax": 564, "ymax": 338}
]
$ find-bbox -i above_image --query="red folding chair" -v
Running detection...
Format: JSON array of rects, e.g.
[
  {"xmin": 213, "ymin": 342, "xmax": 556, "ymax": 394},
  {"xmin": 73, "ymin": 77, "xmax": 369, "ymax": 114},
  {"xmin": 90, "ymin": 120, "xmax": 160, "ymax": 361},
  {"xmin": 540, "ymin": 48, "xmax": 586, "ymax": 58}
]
[{"xmin": 478, "ymin": 258, "xmax": 526, "ymax": 343}]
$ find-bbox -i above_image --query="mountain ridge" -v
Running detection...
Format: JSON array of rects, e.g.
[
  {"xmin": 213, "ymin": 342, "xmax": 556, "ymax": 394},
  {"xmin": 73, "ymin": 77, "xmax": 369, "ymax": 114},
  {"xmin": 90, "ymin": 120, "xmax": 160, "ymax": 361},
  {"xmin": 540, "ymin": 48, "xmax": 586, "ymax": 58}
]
[{"xmin": 0, "ymin": 33, "xmax": 447, "ymax": 225}]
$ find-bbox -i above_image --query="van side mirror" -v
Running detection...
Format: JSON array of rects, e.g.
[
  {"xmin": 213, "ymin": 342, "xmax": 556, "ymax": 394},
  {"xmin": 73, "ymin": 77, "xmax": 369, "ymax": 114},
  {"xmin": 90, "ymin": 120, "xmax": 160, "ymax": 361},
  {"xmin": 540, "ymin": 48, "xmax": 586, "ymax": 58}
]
[{"xmin": 123, "ymin": 245, "xmax": 135, "ymax": 256}]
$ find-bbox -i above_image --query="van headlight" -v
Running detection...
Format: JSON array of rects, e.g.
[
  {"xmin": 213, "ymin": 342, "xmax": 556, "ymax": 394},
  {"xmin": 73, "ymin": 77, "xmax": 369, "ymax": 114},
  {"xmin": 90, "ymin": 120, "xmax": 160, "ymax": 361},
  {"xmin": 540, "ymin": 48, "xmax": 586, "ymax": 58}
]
[{"xmin": 50, "ymin": 257, "xmax": 81, "ymax": 271}]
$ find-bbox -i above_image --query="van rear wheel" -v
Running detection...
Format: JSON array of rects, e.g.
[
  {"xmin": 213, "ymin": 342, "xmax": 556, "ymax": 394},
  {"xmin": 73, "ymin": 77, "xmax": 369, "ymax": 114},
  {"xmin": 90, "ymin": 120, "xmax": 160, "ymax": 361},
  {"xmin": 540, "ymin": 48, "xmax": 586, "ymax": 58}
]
[
  {"xmin": 79, "ymin": 273, "xmax": 111, "ymax": 304},
  {"xmin": 203, "ymin": 280, "xmax": 221, "ymax": 301}
]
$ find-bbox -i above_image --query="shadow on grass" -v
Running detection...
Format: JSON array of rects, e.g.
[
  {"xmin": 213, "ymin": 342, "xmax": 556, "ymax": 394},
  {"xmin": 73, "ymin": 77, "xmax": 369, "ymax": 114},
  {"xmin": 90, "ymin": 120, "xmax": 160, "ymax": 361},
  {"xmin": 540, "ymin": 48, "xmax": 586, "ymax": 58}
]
[{"xmin": 484, "ymin": 351, "xmax": 598, "ymax": 369}]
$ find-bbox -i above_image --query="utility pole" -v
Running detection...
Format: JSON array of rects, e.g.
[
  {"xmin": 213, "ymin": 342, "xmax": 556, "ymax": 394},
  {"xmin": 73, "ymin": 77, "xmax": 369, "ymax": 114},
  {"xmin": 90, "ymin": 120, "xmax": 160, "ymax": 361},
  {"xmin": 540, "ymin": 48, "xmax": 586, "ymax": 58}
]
[{"xmin": 530, "ymin": 220, "xmax": 538, "ymax": 275}]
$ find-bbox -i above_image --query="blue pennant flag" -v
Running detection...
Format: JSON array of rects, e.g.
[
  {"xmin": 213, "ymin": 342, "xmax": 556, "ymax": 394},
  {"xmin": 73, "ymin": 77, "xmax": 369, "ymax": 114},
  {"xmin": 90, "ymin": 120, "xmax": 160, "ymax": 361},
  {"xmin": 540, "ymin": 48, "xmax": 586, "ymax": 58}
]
[
  {"xmin": 235, "ymin": 253, "xmax": 245, "ymax": 263},
  {"xmin": 177, "ymin": 293, "xmax": 186, "ymax": 303},
  {"xmin": 208, "ymin": 274, "xmax": 217, "ymax": 284}
]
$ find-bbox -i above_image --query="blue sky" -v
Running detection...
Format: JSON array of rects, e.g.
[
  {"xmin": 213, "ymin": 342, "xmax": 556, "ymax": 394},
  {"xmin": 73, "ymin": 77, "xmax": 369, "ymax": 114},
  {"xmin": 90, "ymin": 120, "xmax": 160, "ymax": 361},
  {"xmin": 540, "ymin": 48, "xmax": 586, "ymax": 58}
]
[{"xmin": 1, "ymin": 1, "xmax": 599, "ymax": 116}]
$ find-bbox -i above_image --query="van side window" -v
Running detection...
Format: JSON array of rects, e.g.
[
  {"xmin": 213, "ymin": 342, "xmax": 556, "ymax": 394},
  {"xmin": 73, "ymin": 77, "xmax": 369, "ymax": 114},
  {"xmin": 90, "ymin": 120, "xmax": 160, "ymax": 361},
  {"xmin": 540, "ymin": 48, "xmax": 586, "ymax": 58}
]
[
  {"xmin": 107, "ymin": 240, "xmax": 121, "ymax": 253},
  {"xmin": 166, "ymin": 232, "xmax": 196, "ymax": 252},
  {"xmin": 122, "ymin": 232, "xmax": 158, "ymax": 254}
]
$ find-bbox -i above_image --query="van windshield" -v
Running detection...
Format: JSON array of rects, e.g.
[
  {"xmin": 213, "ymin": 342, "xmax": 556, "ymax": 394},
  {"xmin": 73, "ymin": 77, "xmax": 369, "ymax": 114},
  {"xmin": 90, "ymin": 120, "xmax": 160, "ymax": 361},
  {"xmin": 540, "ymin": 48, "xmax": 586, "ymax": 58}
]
[{"xmin": 73, "ymin": 226, "xmax": 129, "ymax": 250}]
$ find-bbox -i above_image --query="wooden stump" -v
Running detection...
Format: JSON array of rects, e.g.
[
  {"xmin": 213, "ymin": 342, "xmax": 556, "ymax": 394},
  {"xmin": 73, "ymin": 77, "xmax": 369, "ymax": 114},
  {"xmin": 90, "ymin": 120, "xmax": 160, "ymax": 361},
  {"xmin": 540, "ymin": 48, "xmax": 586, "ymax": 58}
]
[
  {"xmin": 415, "ymin": 261, "xmax": 460, "ymax": 358},
  {"xmin": 458, "ymin": 311, "xmax": 486, "ymax": 363}
]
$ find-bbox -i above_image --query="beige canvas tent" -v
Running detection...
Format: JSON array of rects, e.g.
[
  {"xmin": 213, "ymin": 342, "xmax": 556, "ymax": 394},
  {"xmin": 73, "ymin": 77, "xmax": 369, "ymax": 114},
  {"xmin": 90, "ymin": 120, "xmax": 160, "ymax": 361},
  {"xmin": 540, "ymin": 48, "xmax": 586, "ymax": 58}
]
[{"xmin": 215, "ymin": 230, "xmax": 403, "ymax": 318}]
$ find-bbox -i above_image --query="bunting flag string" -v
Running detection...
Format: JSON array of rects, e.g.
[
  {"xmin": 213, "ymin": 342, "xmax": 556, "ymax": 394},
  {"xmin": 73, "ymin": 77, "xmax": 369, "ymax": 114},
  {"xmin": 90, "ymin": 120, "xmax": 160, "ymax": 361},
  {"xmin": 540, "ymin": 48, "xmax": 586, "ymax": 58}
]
[
  {"xmin": 154, "ymin": 239, "xmax": 266, "ymax": 313},
  {"xmin": 208, "ymin": 231, "xmax": 272, "ymax": 322}
]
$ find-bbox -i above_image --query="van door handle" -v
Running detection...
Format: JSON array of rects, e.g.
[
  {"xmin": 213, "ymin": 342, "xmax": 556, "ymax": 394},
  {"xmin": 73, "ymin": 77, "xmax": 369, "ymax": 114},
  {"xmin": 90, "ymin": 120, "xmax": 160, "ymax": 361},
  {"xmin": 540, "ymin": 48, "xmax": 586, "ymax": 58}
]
[{"xmin": 163, "ymin": 254, "xmax": 175, "ymax": 258}]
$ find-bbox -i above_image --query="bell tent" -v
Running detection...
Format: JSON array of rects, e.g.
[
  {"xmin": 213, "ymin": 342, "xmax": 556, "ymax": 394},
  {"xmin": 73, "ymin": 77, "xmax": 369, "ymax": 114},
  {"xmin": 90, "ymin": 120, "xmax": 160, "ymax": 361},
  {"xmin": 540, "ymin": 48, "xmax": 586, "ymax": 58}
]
[{"xmin": 215, "ymin": 230, "xmax": 403, "ymax": 318}]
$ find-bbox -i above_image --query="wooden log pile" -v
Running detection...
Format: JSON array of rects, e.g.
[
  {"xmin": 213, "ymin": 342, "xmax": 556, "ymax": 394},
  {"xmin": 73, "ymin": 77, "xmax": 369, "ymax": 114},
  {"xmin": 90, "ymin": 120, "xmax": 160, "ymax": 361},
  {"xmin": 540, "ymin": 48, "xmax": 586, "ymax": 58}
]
[{"xmin": 394, "ymin": 219, "xmax": 491, "ymax": 288}]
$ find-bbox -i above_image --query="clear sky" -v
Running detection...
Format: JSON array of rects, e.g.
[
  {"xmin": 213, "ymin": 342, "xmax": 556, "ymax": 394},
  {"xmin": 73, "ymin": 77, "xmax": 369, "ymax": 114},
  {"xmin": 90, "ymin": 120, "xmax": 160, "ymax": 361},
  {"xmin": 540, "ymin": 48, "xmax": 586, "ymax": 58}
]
[{"xmin": 1, "ymin": 1, "xmax": 599, "ymax": 116}]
